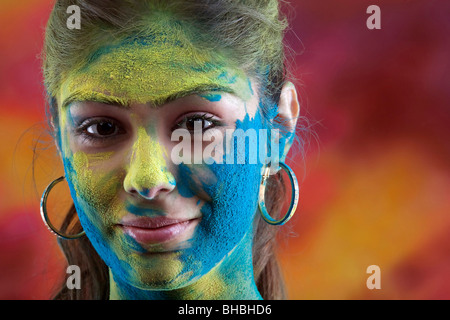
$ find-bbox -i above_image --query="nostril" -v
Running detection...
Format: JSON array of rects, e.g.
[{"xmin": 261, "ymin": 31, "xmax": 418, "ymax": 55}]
[
  {"xmin": 137, "ymin": 185, "xmax": 174, "ymax": 200},
  {"xmin": 138, "ymin": 188, "xmax": 151, "ymax": 199}
]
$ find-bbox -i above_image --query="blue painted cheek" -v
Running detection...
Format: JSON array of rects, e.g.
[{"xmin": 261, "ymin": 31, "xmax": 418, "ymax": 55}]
[{"xmin": 178, "ymin": 110, "xmax": 266, "ymax": 278}]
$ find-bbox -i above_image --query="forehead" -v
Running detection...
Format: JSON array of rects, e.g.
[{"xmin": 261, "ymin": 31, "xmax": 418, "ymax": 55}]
[{"xmin": 58, "ymin": 24, "xmax": 252, "ymax": 109}]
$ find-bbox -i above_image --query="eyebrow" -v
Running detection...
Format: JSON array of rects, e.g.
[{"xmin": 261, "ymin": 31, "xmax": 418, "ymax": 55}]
[{"xmin": 61, "ymin": 84, "xmax": 235, "ymax": 110}]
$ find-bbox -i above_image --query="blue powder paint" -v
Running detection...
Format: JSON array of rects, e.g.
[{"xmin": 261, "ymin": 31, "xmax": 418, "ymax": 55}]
[
  {"xmin": 257, "ymin": 96, "xmax": 294, "ymax": 164},
  {"xmin": 175, "ymin": 110, "xmax": 265, "ymax": 282},
  {"xmin": 189, "ymin": 62, "xmax": 225, "ymax": 73},
  {"xmin": 260, "ymin": 98, "xmax": 279, "ymax": 121},
  {"xmin": 247, "ymin": 78, "xmax": 254, "ymax": 96},
  {"xmin": 199, "ymin": 93, "xmax": 222, "ymax": 102},
  {"xmin": 176, "ymin": 163, "xmax": 197, "ymax": 198},
  {"xmin": 125, "ymin": 202, "xmax": 165, "ymax": 217},
  {"xmin": 217, "ymin": 71, "xmax": 237, "ymax": 84},
  {"xmin": 163, "ymin": 167, "xmax": 176, "ymax": 186}
]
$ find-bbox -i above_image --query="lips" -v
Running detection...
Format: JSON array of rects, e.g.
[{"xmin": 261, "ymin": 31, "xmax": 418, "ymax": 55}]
[{"xmin": 118, "ymin": 216, "xmax": 198, "ymax": 245}]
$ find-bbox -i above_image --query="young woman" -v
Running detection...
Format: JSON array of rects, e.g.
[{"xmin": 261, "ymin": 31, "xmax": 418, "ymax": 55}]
[{"xmin": 40, "ymin": 0, "xmax": 301, "ymax": 300}]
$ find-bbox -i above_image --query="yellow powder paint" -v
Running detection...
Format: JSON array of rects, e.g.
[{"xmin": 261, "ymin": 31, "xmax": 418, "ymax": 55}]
[
  {"xmin": 182, "ymin": 263, "xmax": 228, "ymax": 299},
  {"xmin": 71, "ymin": 151, "xmax": 90, "ymax": 184},
  {"xmin": 109, "ymin": 251, "xmax": 188, "ymax": 299},
  {"xmin": 58, "ymin": 105, "xmax": 71, "ymax": 158},
  {"xmin": 71, "ymin": 151, "xmax": 123, "ymax": 222},
  {"xmin": 57, "ymin": 24, "xmax": 252, "ymax": 109},
  {"xmin": 123, "ymin": 127, "xmax": 173, "ymax": 192},
  {"xmin": 84, "ymin": 151, "xmax": 115, "ymax": 162},
  {"xmin": 133, "ymin": 251, "xmax": 186, "ymax": 285}
]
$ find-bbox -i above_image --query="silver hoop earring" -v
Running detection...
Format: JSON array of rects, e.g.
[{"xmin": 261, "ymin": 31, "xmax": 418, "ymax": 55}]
[
  {"xmin": 40, "ymin": 176, "xmax": 85, "ymax": 240},
  {"xmin": 258, "ymin": 162, "xmax": 299, "ymax": 225}
]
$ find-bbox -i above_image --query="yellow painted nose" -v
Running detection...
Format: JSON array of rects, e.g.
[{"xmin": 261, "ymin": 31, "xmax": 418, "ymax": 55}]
[{"xmin": 123, "ymin": 127, "xmax": 175, "ymax": 199}]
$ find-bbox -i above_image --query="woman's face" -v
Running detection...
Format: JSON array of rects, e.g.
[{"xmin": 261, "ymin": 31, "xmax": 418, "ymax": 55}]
[{"xmin": 56, "ymin": 24, "xmax": 273, "ymax": 291}]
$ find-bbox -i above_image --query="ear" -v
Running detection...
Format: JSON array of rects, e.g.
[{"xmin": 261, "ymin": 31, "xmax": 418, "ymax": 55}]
[{"xmin": 275, "ymin": 81, "xmax": 300, "ymax": 163}]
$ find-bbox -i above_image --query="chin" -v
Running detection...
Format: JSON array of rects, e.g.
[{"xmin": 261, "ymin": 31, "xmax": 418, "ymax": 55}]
[{"xmin": 117, "ymin": 251, "xmax": 198, "ymax": 290}]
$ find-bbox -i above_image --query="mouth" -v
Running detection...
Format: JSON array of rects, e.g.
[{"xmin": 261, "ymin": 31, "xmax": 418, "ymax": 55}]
[{"xmin": 118, "ymin": 216, "xmax": 200, "ymax": 245}]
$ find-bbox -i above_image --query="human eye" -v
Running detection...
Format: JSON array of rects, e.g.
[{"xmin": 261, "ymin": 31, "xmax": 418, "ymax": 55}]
[
  {"xmin": 75, "ymin": 117, "xmax": 125, "ymax": 144},
  {"xmin": 173, "ymin": 113, "xmax": 222, "ymax": 133}
]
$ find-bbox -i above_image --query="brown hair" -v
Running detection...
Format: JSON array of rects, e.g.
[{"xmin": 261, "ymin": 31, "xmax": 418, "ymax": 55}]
[{"xmin": 43, "ymin": 0, "xmax": 296, "ymax": 300}]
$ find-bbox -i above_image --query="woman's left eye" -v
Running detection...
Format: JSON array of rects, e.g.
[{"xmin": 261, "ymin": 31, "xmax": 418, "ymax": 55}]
[{"xmin": 175, "ymin": 114, "xmax": 220, "ymax": 132}]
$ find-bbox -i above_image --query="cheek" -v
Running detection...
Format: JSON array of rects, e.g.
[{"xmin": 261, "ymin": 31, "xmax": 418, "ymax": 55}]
[
  {"xmin": 201, "ymin": 110, "xmax": 266, "ymax": 227},
  {"xmin": 63, "ymin": 150, "xmax": 133, "ymax": 276},
  {"xmin": 63, "ymin": 151, "xmax": 124, "ymax": 228},
  {"xmin": 178, "ymin": 112, "xmax": 265, "ymax": 275},
  {"xmin": 201, "ymin": 162, "xmax": 261, "ymax": 237},
  {"xmin": 178, "ymin": 155, "xmax": 262, "ymax": 278}
]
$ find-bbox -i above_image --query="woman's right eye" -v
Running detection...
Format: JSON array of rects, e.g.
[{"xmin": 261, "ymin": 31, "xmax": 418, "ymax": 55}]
[
  {"xmin": 86, "ymin": 121, "xmax": 120, "ymax": 137},
  {"xmin": 76, "ymin": 118, "xmax": 125, "ymax": 142}
]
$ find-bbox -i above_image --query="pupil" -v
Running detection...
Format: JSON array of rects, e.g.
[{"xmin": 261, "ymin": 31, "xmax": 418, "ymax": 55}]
[
  {"xmin": 97, "ymin": 122, "xmax": 115, "ymax": 135},
  {"xmin": 186, "ymin": 119, "xmax": 204, "ymax": 131}
]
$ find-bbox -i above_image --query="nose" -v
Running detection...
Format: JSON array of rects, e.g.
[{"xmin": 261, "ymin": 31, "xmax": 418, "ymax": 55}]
[{"xmin": 123, "ymin": 127, "xmax": 176, "ymax": 200}]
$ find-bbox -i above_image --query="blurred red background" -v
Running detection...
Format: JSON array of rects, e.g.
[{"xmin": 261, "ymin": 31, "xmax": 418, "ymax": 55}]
[{"xmin": 0, "ymin": 0, "xmax": 449, "ymax": 299}]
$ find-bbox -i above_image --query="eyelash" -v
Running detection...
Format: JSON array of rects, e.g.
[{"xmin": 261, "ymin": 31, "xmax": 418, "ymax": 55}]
[
  {"xmin": 75, "ymin": 117, "xmax": 124, "ymax": 144},
  {"xmin": 173, "ymin": 113, "xmax": 222, "ymax": 132}
]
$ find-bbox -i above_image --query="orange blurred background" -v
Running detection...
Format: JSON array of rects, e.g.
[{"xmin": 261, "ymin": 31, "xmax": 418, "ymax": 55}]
[{"xmin": 1, "ymin": 0, "xmax": 449, "ymax": 299}]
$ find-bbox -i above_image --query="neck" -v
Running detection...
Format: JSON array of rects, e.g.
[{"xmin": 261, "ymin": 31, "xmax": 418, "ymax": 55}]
[{"xmin": 109, "ymin": 231, "xmax": 262, "ymax": 300}]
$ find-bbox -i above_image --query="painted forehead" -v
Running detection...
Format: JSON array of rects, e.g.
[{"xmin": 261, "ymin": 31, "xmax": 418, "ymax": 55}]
[{"xmin": 58, "ymin": 24, "xmax": 253, "ymax": 109}]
